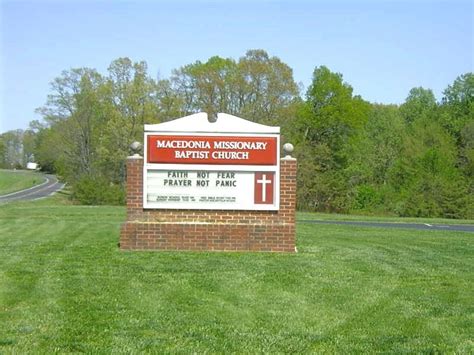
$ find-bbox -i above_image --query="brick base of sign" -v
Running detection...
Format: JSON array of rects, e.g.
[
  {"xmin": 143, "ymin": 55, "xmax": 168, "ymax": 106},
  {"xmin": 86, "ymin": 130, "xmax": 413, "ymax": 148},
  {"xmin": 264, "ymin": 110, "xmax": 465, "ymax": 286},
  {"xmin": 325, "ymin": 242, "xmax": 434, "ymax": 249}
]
[{"xmin": 119, "ymin": 156, "xmax": 297, "ymax": 252}]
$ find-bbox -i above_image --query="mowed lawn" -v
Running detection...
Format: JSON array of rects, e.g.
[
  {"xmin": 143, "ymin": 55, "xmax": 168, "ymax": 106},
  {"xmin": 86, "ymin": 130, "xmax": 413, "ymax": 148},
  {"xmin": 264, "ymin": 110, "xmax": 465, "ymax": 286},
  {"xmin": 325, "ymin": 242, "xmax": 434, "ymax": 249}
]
[
  {"xmin": 0, "ymin": 170, "xmax": 45, "ymax": 195},
  {"xmin": 0, "ymin": 197, "xmax": 473, "ymax": 353}
]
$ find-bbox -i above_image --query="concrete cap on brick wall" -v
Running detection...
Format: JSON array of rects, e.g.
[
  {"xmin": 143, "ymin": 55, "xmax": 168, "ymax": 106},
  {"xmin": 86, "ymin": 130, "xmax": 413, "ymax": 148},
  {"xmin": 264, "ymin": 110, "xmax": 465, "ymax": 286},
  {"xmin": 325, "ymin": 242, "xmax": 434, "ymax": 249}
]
[{"xmin": 127, "ymin": 155, "xmax": 143, "ymax": 159}]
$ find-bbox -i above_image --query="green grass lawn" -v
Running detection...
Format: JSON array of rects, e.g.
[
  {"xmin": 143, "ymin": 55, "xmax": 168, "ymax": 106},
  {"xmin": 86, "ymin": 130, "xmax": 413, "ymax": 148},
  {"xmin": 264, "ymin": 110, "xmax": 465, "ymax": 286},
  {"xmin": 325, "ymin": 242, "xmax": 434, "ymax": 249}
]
[
  {"xmin": 0, "ymin": 169, "xmax": 45, "ymax": 195},
  {"xmin": 297, "ymin": 211, "xmax": 474, "ymax": 225},
  {"xmin": 1, "ymin": 198, "xmax": 473, "ymax": 353}
]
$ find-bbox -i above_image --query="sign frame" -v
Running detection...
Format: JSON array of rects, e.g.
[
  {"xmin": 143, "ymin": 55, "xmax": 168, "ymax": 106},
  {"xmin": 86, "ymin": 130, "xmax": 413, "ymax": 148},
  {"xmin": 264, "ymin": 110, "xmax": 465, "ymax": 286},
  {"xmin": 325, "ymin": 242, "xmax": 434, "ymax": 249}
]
[{"xmin": 143, "ymin": 131, "xmax": 280, "ymax": 211}]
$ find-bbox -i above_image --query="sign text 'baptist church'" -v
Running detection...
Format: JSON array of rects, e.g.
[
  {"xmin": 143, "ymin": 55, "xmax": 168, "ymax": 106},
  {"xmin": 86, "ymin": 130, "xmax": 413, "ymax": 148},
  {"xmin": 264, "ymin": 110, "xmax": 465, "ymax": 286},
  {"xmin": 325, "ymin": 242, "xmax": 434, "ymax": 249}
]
[{"xmin": 143, "ymin": 113, "xmax": 280, "ymax": 210}]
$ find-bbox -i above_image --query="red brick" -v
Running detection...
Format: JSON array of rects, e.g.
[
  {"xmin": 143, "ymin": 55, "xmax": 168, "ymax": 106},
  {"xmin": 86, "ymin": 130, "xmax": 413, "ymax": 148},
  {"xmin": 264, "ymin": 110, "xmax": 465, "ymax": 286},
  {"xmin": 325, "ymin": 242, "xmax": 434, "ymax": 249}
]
[{"xmin": 119, "ymin": 156, "xmax": 296, "ymax": 252}]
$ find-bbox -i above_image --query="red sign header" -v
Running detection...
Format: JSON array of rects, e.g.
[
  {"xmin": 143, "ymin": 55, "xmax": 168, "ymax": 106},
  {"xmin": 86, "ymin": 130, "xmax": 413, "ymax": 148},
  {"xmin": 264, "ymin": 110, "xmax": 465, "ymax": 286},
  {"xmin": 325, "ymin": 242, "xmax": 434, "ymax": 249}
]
[{"xmin": 147, "ymin": 135, "xmax": 277, "ymax": 165}]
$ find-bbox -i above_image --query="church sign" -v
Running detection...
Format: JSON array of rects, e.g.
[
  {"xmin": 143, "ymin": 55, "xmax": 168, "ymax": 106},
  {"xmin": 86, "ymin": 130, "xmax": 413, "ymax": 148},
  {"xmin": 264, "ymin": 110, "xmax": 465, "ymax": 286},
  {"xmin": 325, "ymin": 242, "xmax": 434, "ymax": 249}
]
[{"xmin": 143, "ymin": 113, "xmax": 280, "ymax": 210}]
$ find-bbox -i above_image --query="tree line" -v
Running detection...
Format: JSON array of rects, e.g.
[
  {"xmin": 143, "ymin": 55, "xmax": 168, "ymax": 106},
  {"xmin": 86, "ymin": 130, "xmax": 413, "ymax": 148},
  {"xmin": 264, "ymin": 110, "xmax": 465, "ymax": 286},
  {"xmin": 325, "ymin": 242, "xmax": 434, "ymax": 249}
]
[{"xmin": 1, "ymin": 49, "xmax": 472, "ymax": 218}]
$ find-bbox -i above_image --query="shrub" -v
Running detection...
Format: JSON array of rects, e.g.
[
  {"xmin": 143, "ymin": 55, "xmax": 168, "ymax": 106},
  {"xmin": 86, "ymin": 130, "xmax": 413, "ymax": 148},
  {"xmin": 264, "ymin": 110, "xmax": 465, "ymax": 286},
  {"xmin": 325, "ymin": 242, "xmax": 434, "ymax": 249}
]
[
  {"xmin": 352, "ymin": 184, "xmax": 383, "ymax": 211},
  {"xmin": 72, "ymin": 176, "xmax": 125, "ymax": 205}
]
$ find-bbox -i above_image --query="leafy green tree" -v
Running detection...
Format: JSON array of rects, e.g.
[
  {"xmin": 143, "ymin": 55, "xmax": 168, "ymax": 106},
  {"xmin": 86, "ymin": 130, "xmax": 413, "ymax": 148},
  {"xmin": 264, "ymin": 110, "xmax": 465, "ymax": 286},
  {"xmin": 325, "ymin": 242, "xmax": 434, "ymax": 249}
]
[
  {"xmin": 36, "ymin": 67, "xmax": 111, "ymax": 197},
  {"xmin": 440, "ymin": 73, "xmax": 474, "ymax": 188},
  {"xmin": 346, "ymin": 104, "xmax": 404, "ymax": 212},
  {"xmin": 35, "ymin": 58, "xmax": 161, "ymax": 198},
  {"xmin": 106, "ymin": 58, "xmax": 159, "ymax": 137},
  {"xmin": 101, "ymin": 58, "xmax": 161, "ymax": 184},
  {"xmin": 389, "ymin": 117, "xmax": 471, "ymax": 218},
  {"xmin": 172, "ymin": 55, "xmax": 238, "ymax": 117},
  {"xmin": 460, "ymin": 120, "xmax": 474, "ymax": 178},
  {"xmin": 35, "ymin": 58, "xmax": 169, "ymax": 204},
  {"xmin": 154, "ymin": 78, "xmax": 186, "ymax": 121},
  {"xmin": 34, "ymin": 126, "xmax": 62, "ymax": 173},
  {"xmin": 440, "ymin": 73, "xmax": 474, "ymax": 138},
  {"xmin": 22, "ymin": 129, "xmax": 37, "ymax": 164},
  {"xmin": 237, "ymin": 50, "xmax": 299, "ymax": 126},
  {"xmin": 400, "ymin": 87, "xmax": 437, "ymax": 124},
  {"xmin": 0, "ymin": 130, "xmax": 25, "ymax": 168},
  {"xmin": 0, "ymin": 136, "xmax": 5, "ymax": 168},
  {"xmin": 171, "ymin": 50, "xmax": 299, "ymax": 126},
  {"xmin": 30, "ymin": 53, "xmax": 471, "ymax": 215},
  {"xmin": 294, "ymin": 66, "xmax": 370, "ymax": 212}
]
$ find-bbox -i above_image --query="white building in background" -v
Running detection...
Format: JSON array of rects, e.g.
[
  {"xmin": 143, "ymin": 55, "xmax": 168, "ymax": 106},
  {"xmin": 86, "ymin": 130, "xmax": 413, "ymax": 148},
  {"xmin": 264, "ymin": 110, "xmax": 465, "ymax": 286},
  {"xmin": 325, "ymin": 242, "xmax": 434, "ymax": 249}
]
[{"xmin": 26, "ymin": 162, "xmax": 38, "ymax": 170}]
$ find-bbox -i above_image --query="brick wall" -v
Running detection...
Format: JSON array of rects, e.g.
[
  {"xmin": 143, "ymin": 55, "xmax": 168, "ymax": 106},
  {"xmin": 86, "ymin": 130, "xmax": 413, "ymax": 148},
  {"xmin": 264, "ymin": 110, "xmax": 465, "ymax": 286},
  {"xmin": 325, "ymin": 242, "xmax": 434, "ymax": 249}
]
[{"xmin": 119, "ymin": 156, "xmax": 297, "ymax": 252}]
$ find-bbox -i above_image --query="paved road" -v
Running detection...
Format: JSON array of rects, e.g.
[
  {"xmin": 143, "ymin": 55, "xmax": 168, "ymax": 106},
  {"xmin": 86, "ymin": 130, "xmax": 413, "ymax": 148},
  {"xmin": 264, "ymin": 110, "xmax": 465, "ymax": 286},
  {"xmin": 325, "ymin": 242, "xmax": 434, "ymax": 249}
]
[
  {"xmin": 298, "ymin": 219, "xmax": 474, "ymax": 233},
  {"xmin": 0, "ymin": 174, "xmax": 64, "ymax": 203}
]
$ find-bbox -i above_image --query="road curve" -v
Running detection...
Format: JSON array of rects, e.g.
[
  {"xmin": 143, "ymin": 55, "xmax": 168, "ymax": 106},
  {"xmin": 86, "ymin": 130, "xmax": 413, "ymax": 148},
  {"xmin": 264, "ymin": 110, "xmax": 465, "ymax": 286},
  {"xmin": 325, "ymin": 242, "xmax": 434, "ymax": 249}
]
[
  {"xmin": 0, "ymin": 174, "xmax": 65, "ymax": 203},
  {"xmin": 298, "ymin": 219, "xmax": 474, "ymax": 233}
]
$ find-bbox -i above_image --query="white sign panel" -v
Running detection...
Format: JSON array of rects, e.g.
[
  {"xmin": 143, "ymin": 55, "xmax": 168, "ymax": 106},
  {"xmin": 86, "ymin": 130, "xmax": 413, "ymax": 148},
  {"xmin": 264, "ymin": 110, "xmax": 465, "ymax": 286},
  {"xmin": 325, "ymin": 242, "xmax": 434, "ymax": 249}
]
[
  {"xmin": 146, "ymin": 169, "xmax": 278, "ymax": 210},
  {"xmin": 143, "ymin": 113, "xmax": 280, "ymax": 210}
]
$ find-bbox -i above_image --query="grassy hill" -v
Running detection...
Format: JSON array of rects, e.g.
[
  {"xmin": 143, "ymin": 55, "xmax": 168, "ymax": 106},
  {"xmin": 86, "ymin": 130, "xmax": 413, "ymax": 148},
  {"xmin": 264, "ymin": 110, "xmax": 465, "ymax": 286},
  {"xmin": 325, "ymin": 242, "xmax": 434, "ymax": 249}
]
[
  {"xmin": 0, "ymin": 170, "xmax": 45, "ymax": 195},
  {"xmin": 0, "ymin": 196, "xmax": 472, "ymax": 353}
]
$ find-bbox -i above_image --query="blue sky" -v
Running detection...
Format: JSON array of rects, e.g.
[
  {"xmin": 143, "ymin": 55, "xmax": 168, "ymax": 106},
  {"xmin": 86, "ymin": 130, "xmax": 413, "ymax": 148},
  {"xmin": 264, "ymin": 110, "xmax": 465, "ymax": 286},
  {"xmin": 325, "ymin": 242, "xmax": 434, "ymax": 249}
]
[{"xmin": 0, "ymin": 0, "xmax": 472, "ymax": 133}]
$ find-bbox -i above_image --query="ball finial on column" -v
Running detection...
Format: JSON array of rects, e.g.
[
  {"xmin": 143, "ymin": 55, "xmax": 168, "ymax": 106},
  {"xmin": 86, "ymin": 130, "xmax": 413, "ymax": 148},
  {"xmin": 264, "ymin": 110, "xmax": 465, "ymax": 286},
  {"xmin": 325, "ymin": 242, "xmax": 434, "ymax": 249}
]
[
  {"xmin": 130, "ymin": 141, "xmax": 142, "ymax": 157},
  {"xmin": 283, "ymin": 143, "xmax": 294, "ymax": 159}
]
